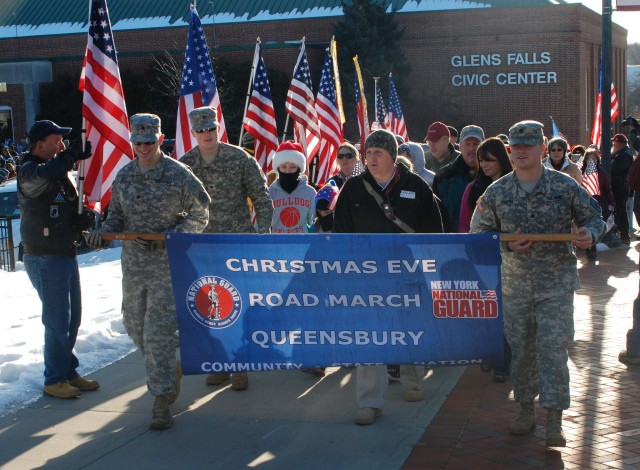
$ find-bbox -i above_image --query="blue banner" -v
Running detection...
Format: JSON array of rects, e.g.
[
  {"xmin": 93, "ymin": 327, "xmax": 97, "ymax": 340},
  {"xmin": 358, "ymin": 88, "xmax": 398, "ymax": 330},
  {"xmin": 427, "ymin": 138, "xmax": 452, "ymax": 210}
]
[{"xmin": 166, "ymin": 233, "xmax": 504, "ymax": 375}]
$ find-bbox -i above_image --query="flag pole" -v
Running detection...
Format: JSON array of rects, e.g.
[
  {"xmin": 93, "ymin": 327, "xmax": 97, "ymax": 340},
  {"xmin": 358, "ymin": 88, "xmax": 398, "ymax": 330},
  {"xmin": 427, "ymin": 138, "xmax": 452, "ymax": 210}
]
[
  {"xmin": 282, "ymin": 114, "xmax": 290, "ymax": 142},
  {"xmin": 239, "ymin": 38, "xmax": 260, "ymax": 146},
  {"xmin": 78, "ymin": 121, "xmax": 86, "ymax": 214}
]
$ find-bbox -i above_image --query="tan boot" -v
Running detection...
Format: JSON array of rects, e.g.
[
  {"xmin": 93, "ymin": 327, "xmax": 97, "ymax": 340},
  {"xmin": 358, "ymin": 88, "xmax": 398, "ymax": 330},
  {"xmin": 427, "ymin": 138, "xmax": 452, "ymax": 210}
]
[
  {"xmin": 231, "ymin": 372, "xmax": 249, "ymax": 391},
  {"xmin": 43, "ymin": 382, "xmax": 81, "ymax": 399},
  {"xmin": 509, "ymin": 401, "xmax": 536, "ymax": 435},
  {"xmin": 68, "ymin": 375, "xmax": 100, "ymax": 392},
  {"xmin": 546, "ymin": 408, "xmax": 567, "ymax": 447},
  {"xmin": 206, "ymin": 373, "xmax": 230, "ymax": 386},
  {"xmin": 149, "ymin": 396, "xmax": 173, "ymax": 431}
]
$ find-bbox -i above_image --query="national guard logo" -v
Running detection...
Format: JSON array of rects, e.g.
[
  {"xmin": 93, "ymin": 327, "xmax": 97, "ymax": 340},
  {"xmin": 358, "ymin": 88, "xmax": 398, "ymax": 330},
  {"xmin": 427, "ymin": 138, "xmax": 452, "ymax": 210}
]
[{"xmin": 186, "ymin": 275, "xmax": 242, "ymax": 329}]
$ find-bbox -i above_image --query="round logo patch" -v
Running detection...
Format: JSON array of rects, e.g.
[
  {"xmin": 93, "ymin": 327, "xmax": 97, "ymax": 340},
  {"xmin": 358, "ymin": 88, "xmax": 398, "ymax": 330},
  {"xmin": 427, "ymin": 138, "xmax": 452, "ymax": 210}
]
[{"xmin": 186, "ymin": 276, "xmax": 242, "ymax": 329}]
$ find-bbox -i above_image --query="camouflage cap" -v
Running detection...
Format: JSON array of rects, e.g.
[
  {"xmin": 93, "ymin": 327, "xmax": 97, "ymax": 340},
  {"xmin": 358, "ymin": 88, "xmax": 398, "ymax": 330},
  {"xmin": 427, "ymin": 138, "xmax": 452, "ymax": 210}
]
[
  {"xmin": 188, "ymin": 106, "xmax": 219, "ymax": 132},
  {"xmin": 364, "ymin": 129, "xmax": 398, "ymax": 160},
  {"xmin": 129, "ymin": 113, "xmax": 161, "ymax": 144},
  {"xmin": 508, "ymin": 120, "xmax": 544, "ymax": 146}
]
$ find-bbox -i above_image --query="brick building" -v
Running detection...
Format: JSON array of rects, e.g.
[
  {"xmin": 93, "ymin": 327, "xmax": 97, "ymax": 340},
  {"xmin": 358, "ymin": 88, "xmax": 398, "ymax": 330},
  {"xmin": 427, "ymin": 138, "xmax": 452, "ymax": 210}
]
[{"xmin": 0, "ymin": 1, "xmax": 628, "ymax": 147}]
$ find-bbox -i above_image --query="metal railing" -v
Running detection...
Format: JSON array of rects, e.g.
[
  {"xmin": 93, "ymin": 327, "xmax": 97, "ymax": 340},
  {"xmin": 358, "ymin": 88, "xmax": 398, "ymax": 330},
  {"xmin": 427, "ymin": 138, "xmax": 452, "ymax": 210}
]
[{"xmin": 0, "ymin": 216, "xmax": 18, "ymax": 272}]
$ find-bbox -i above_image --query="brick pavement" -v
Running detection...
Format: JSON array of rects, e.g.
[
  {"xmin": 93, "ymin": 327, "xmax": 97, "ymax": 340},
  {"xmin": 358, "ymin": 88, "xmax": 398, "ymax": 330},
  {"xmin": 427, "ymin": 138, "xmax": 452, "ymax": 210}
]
[{"xmin": 403, "ymin": 243, "xmax": 640, "ymax": 469}]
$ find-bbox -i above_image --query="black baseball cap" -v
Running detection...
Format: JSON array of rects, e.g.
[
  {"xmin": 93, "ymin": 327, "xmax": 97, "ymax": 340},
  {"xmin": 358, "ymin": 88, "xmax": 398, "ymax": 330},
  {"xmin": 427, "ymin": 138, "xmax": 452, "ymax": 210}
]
[{"xmin": 28, "ymin": 120, "xmax": 72, "ymax": 143}]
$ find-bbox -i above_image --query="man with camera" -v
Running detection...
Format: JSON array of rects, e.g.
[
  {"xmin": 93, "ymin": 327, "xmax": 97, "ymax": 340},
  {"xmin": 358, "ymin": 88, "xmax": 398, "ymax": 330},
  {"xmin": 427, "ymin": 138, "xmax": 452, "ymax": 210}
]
[{"xmin": 611, "ymin": 129, "xmax": 634, "ymax": 244}]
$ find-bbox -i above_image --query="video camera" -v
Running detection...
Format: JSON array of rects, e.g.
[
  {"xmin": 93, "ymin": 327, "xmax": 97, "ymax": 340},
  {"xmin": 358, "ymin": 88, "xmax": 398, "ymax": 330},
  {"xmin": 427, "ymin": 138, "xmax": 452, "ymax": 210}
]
[{"xmin": 622, "ymin": 115, "xmax": 640, "ymax": 130}]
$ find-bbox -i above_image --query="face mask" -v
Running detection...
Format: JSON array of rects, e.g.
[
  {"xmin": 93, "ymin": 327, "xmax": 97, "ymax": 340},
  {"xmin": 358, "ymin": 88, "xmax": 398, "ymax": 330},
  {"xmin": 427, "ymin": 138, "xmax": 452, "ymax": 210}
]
[
  {"xmin": 317, "ymin": 213, "xmax": 334, "ymax": 232},
  {"xmin": 278, "ymin": 169, "xmax": 301, "ymax": 194}
]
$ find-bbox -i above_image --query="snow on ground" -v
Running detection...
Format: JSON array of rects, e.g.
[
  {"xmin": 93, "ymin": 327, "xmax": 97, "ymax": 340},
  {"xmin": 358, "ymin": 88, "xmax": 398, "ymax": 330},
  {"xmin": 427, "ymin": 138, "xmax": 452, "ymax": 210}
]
[{"xmin": 0, "ymin": 247, "xmax": 134, "ymax": 418}]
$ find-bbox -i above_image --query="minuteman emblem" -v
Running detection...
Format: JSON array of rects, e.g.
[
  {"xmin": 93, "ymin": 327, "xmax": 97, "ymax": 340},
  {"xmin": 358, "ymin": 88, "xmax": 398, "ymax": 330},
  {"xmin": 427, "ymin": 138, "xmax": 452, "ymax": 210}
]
[{"xmin": 186, "ymin": 275, "xmax": 242, "ymax": 329}]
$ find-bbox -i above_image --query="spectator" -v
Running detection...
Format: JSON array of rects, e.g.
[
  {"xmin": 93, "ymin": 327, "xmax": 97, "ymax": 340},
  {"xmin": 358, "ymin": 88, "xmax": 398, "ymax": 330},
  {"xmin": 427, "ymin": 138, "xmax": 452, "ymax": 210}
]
[
  {"xmin": 544, "ymin": 137, "xmax": 582, "ymax": 184},
  {"xmin": 327, "ymin": 142, "xmax": 364, "ymax": 189},
  {"xmin": 398, "ymin": 142, "xmax": 435, "ymax": 186},
  {"xmin": 610, "ymin": 133, "xmax": 634, "ymax": 244},
  {"xmin": 424, "ymin": 121, "xmax": 460, "ymax": 173}
]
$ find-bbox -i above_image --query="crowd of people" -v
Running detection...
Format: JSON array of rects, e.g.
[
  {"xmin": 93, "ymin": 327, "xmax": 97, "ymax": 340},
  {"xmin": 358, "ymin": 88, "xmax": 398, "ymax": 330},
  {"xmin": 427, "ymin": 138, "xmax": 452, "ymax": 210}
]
[{"xmin": 14, "ymin": 107, "xmax": 640, "ymax": 445}]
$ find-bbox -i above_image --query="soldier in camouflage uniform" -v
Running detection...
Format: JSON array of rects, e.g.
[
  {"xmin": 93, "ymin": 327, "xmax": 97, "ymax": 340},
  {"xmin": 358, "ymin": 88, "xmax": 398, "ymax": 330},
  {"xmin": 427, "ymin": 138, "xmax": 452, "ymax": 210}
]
[
  {"xmin": 179, "ymin": 106, "xmax": 273, "ymax": 390},
  {"xmin": 470, "ymin": 120, "xmax": 605, "ymax": 448},
  {"xmin": 87, "ymin": 114, "xmax": 210, "ymax": 430}
]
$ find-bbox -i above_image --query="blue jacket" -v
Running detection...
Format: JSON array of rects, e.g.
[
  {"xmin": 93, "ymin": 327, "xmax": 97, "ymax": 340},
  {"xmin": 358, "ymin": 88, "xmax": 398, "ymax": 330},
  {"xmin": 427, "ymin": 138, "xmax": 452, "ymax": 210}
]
[{"xmin": 432, "ymin": 155, "xmax": 475, "ymax": 231}]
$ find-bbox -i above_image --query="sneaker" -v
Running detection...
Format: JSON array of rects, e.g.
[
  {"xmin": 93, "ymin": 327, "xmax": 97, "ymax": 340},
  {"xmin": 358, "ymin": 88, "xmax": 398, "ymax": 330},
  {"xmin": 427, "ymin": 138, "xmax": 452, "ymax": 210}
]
[
  {"xmin": 231, "ymin": 372, "xmax": 248, "ymax": 391},
  {"xmin": 619, "ymin": 350, "xmax": 640, "ymax": 365},
  {"xmin": 354, "ymin": 407, "xmax": 382, "ymax": 425},
  {"xmin": 169, "ymin": 361, "xmax": 182, "ymax": 405},
  {"xmin": 68, "ymin": 375, "xmax": 100, "ymax": 391},
  {"xmin": 43, "ymin": 381, "xmax": 81, "ymax": 399},
  {"xmin": 206, "ymin": 373, "xmax": 230, "ymax": 386},
  {"xmin": 404, "ymin": 389, "xmax": 424, "ymax": 402}
]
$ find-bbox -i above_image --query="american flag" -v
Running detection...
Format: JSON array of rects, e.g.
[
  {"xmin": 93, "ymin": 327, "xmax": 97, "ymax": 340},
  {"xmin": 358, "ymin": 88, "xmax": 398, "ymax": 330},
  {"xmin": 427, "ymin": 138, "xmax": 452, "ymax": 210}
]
[
  {"xmin": 590, "ymin": 65, "xmax": 619, "ymax": 149},
  {"xmin": 78, "ymin": 0, "xmax": 134, "ymax": 214},
  {"xmin": 480, "ymin": 290, "xmax": 497, "ymax": 301},
  {"xmin": 388, "ymin": 74, "xmax": 408, "ymax": 141},
  {"xmin": 374, "ymin": 79, "xmax": 388, "ymax": 130},
  {"xmin": 243, "ymin": 42, "xmax": 278, "ymax": 174},
  {"xmin": 315, "ymin": 48, "xmax": 343, "ymax": 185},
  {"xmin": 582, "ymin": 158, "xmax": 601, "ymax": 197},
  {"xmin": 174, "ymin": 5, "xmax": 227, "ymax": 159},
  {"xmin": 353, "ymin": 56, "xmax": 369, "ymax": 145},
  {"xmin": 286, "ymin": 41, "xmax": 321, "ymax": 163}
]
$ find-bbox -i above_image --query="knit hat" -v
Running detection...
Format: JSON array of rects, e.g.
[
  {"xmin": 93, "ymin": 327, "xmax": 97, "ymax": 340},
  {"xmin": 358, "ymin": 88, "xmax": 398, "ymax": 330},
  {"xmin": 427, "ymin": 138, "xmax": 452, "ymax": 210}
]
[
  {"xmin": 315, "ymin": 180, "xmax": 339, "ymax": 210},
  {"xmin": 272, "ymin": 141, "xmax": 307, "ymax": 173},
  {"xmin": 364, "ymin": 129, "xmax": 398, "ymax": 160}
]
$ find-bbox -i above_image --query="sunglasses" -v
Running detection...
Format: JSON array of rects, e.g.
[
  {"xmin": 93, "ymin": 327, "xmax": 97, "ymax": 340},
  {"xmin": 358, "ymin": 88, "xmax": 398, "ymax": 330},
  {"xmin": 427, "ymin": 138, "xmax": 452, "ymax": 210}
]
[
  {"xmin": 337, "ymin": 152, "xmax": 355, "ymax": 160},
  {"xmin": 134, "ymin": 141, "xmax": 157, "ymax": 146},
  {"xmin": 195, "ymin": 127, "xmax": 217, "ymax": 134}
]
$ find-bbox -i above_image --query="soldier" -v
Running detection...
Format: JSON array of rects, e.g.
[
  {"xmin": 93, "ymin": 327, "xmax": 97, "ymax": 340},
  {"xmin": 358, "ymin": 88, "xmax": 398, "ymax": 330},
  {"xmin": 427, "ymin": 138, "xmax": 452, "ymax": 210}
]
[
  {"xmin": 86, "ymin": 114, "xmax": 210, "ymax": 430},
  {"xmin": 180, "ymin": 106, "xmax": 273, "ymax": 390},
  {"xmin": 470, "ymin": 120, "xmax": 605, "ymax": 447}
]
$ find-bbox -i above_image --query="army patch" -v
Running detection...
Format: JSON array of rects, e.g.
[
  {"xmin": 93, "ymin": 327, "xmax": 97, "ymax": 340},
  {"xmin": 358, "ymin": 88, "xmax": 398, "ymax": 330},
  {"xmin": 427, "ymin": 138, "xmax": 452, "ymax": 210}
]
[
  {"xmin": 49, "ymin": 205, "xmax": 60, "ymax": 219},
  {"xmin": 476, "ymin": 196, "xmax": 487, "ymax": 213},
  {"xmin": 54, "ymin": 192, "xmax": 65, "ymax": 202},
  {"xmin": 199, "ymin": 191, "xmax": 209, "ymax": 203}
]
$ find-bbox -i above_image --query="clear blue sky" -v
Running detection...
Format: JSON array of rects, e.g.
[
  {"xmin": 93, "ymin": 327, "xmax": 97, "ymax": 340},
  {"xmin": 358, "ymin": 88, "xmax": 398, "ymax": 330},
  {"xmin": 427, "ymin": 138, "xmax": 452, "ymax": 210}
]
[{"xmin": 564, "ymin": 1, "xmax": 640, "ymax": 44}]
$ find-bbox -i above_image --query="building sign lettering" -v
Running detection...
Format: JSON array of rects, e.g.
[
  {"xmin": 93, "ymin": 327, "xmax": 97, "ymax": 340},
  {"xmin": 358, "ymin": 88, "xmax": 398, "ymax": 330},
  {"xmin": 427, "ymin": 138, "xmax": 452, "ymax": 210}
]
[{"xmin": 450, "ymin": 52, "xmax": 557, "ymax": 87}]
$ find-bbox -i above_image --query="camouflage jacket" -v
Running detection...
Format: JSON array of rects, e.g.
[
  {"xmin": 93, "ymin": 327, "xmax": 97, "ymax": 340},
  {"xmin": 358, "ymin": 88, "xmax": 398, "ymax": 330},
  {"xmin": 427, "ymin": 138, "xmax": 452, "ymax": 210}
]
[
  {"xmin": 180, "ymin": 142, "xmax": 273, "ymax": 234},
  {"xmin": 470, "ymin": 167, "xmax": 605, "ymax": 298}
]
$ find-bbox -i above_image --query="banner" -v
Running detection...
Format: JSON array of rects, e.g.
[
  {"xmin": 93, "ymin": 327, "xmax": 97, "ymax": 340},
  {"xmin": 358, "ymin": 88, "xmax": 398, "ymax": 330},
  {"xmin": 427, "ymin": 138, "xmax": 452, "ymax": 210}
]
[{"xmin": 166, "ymin": 233, "xmax": 504, "ymax": 375}]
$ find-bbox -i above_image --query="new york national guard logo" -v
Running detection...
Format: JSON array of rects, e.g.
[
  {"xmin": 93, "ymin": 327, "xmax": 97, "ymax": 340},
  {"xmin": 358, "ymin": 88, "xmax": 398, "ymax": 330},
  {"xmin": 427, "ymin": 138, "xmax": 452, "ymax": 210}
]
[{"xmin": 186, "ymin": 276, "xmax": 242, "ymax": 329}]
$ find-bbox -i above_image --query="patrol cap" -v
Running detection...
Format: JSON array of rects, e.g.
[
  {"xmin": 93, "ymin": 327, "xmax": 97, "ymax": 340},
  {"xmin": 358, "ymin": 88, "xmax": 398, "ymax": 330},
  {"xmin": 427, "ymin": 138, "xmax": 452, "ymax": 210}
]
[
  {"xmin": 459, "ymin": 125, "xmax": 485, "ymax": 144},
  {"xmin": 365, "ymin": 129, "xmax": 398, "ymax": 161},
  {"xmin": 129, "ymin": 114, "xmax": 162, "ymax": 144},
  {"xmin": 188, "ymin": 106, "xmax": 219, "ymax": 132},
  {"xmin": 28, "ymin": 120, "xmax": 72, "ymax": 143},
  {"xmin": 508, "ymin": 120, "xmax": 544, "ymax": 146}
]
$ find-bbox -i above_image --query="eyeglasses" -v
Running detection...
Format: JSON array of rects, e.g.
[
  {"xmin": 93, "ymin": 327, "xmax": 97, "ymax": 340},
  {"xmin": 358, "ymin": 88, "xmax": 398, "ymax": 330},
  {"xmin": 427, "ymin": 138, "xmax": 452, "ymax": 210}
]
[
  {"xmin": 134, "ymin": 141, "xmax": 157, "ymax": 146},
  {"xmin": 549, "ymin": 148, "xmax": 565, "ymax": 152},
  {"xmin": 195, "ymin": 127, "xmax": 217, "ymax": 134},
  {"xmin": 337, "ymin": 152, "xmax": 355, "ymax": 160}
]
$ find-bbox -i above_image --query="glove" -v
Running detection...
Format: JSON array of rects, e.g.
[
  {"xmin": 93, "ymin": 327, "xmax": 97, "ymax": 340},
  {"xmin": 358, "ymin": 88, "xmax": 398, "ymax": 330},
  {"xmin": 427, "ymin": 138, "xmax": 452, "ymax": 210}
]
[
  {"xmin": 61, "ymin": 140, "xmax": 92, "ymax": 162},
  {"xmin": 73, "ymin": 208, "xmax": 96, "ymax": 233},
  {"xmin": 84, "ymin": 229, "xmax": 108, "ymax": 248}
]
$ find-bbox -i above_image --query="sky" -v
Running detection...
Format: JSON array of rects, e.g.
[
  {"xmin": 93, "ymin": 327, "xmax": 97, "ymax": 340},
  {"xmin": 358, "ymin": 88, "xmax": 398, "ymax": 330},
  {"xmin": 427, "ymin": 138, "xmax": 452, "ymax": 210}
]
[
  {"xmin": 0, "ymin": 248, "xmax": 135, "ymax": 418},
  {"xmin": 566, "ymin": 0, "xmax": 640, "ymax": 44}
]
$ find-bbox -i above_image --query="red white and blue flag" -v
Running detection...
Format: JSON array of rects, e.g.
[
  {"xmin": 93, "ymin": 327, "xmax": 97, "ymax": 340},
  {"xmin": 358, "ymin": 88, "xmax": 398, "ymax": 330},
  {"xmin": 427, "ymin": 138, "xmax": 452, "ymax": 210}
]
[
  {"xmin": 79, "ymin": 0, "xmax": 134, "ymax": 214},
  {"xmin": 315, "ymin": 48, "xmax": 343, "ymax": 185},
  {"xmin": 174, "ymin": 5, "xmax": 227, "ymax": 159},
  {"xmin": 374, "ymin": 80, "xmax": 388, "ymax": 130},
  {"xmin": 591, "ymin": 66, "xmax": 619, "ymax": 149},
  {"xmin": 387, "ymin": 74, "xmax": 408, "ymax": 141},
  {"xmin": 582, "ymin": 158, "xmax": 601, "ymax": 197},
  {"xmin": 353, "ymin": 56, "xmax": 369, "ymax": 145},
  {"xmin": 243, "ymin": 42, "xmax": 279, "ymax": 174},
  {"xmin": 286, "ymin": 41, "xmax": 322, "ymax": 163}
]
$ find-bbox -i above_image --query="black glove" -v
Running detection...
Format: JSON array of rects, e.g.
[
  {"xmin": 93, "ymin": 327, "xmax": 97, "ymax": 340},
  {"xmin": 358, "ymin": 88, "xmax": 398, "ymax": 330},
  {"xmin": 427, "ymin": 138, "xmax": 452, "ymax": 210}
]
[
  {"xmin": 61, "ymin": 139, "xmax": 92, "ymax": 162},
  {"xmin": 84, "ymin": 229, "xmax": 108, "ymax": 248},
  {"xmin": 73, "ymin": 207, "xmax": 96, "ymax": 233}
]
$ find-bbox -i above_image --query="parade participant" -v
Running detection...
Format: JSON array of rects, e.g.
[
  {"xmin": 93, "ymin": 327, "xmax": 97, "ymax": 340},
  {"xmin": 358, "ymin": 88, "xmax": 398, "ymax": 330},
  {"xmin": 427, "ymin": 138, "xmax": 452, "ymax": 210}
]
[
  {"xmin": 86, "ymin": 114, "xmax": 210, "ymax": 430},
  {"xmin": 180, "ymin": 106, "xmax": 273, "ymax": 391},
  {"xmin": 269, "ymin": 141, "xmax": 316, "ymax": 233},
  {"xmin": 334, "ymin": 129, "xmax": 444, "ymax": 425},
  {"xmin": 18, "ymin": 120, "xmax": 97, "ymax": 399},
  {"xmin": 544, "ymin": 137, "xmax": 582, "ymax": 184},
  {"xmin": 470, "ymin": 120, "xmax": 605, "ymax": 447},
  {"xmin": 433, "ymin": 125, "xmax": 483, "ymax": 231},
  {"xmin": 327, "ymin": 142, "xmax": 363, "ymax": 189}
]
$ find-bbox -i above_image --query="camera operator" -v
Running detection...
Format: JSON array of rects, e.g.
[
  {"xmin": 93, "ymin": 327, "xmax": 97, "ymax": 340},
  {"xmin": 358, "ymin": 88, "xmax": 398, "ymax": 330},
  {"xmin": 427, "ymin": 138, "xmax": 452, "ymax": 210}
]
[
  {"xmin": 610, "ymin": 131, "xmax": 634, "ymax": 244},
  {"xmin": 622, "ymin": 116, "xmax": 640, "ymax": 153}
]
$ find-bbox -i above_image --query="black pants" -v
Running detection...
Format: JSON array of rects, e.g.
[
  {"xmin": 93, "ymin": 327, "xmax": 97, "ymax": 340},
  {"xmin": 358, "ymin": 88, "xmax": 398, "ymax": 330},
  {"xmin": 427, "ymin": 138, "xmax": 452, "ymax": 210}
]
[{"xmin": 613, "ymin": 187, "xmax": 629, "ymax": 239}]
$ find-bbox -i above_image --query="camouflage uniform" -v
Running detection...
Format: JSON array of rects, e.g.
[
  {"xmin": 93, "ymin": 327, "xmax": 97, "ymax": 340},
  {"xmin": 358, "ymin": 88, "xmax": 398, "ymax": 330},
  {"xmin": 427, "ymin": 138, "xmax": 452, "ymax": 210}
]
[
  {"xmin": 180, "ymin": 143, "xmax": 273, "ymax": 233},
  {"xmin": 471, "ymin": 161, "xmax": 605, "ymax": 409},
  {"xmin": 100, "ymin": 116, "xmax": 210, "ymax": 397}
]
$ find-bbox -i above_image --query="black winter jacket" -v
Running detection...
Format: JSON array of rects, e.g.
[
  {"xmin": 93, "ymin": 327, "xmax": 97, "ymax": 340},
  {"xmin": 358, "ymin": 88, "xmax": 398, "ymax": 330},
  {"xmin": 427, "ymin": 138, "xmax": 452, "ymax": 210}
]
[
  {"xmin": 334, "ymin": 162, "xmax": 445, "ymax": 234},
  {"xmin": 18, "ymin": 151, "xmax": 90, "ymax": 256}
]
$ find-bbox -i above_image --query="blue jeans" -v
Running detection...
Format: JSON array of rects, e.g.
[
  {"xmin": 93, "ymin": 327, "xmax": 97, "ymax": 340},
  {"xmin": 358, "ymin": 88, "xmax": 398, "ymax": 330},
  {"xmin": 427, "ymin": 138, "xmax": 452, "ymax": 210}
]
[{"xmin": 24, "ymin": 254, "xmax": 81, "ymax": 386}]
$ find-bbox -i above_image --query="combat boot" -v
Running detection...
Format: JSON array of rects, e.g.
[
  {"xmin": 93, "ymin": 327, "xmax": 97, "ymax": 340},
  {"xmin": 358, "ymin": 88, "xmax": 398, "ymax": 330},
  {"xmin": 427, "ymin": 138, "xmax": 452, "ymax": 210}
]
[
  {"xmin": 509, "ymin": 401, "xmax": 536, "ymax": 435},
  {"xmin": 149, "ymin": 396, "xmax": 173, "ymax": 431},
  {"xmin": 546, "ymin": 408, "xmax": 567, "ymax": 447}
]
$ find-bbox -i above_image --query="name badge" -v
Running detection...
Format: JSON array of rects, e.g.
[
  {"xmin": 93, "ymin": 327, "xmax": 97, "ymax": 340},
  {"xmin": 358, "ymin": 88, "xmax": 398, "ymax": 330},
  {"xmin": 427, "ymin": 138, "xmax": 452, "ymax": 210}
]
[{"xmin": 400, "ymin": 190, "xmax": 415, "ymax": 199}]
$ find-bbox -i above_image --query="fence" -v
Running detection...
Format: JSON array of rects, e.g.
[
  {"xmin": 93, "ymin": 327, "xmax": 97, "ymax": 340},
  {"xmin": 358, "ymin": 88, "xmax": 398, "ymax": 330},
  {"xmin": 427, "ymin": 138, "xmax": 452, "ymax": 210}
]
[{"xmin": 0, "ymin": 216, "xmax": 18, "ymax": 272}]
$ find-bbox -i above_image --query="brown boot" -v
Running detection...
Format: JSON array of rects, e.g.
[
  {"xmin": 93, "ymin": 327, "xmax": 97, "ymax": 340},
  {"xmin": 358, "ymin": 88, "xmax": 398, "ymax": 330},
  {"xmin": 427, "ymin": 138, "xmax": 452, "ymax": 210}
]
[
  {"xmin": 546, "ymin": 408, "xmax": 567, "ymax": 447},
  {"xmin": 149, "ymin": 396, "xmax": 173, "ymax": 431},
  {"xmin": 206, "ymin": 373, "xmax": 230, "ymax": 386},
  {"xmin": 509, "ymin": 401, "xmax": 536, "ymax": 435},
  {"xmin": 231, "ymin": 372, "xmax": 248, "ymax": 391},
  {"xmin": 169, "ymin": 361, "xmax": 182, "ymax": 405}
]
